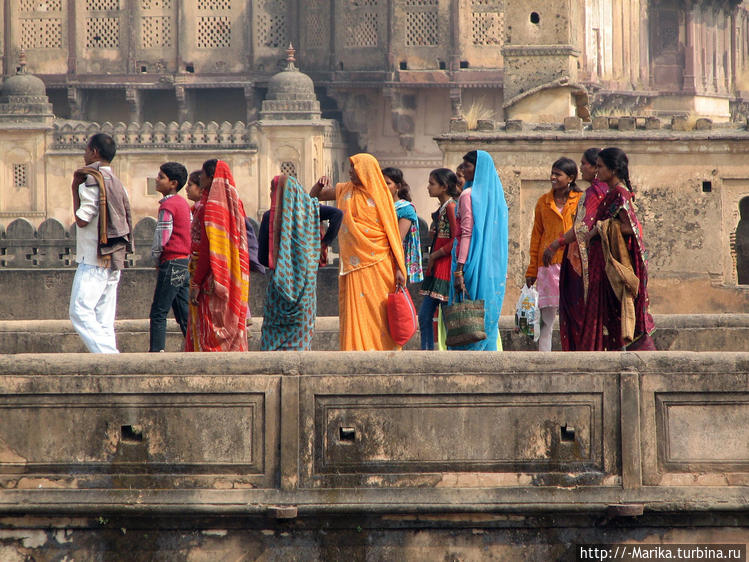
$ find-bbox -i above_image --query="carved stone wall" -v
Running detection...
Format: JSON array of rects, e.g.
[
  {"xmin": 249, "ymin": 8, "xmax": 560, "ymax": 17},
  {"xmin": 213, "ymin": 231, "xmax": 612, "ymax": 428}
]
[{"xmin": 0, "ymin": 352, "xmax": 746, "ymax": 558}]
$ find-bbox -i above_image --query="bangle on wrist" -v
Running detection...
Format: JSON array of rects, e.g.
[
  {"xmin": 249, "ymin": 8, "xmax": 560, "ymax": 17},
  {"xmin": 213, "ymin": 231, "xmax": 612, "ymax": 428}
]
[{"xmin": 556, "ymin": 235, "xmax": 567, "ymax": 247}]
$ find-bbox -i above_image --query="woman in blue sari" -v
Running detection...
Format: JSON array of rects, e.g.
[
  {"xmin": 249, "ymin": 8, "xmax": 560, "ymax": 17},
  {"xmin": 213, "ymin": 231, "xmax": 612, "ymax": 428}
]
[{"xmin": 450, "ymin": 150, "xmax": 508, "ymax": 350}]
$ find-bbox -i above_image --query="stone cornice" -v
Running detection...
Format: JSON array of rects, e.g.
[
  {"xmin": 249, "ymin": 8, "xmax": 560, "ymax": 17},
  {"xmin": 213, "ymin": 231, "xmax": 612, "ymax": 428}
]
[{"xmin": 502, "ymin": 45, "xmax": 580, "ymax": 57}]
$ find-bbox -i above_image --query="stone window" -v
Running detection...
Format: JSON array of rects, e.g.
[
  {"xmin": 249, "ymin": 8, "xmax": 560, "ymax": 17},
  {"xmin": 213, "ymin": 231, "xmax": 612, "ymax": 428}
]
[
  {"xmin": 197, "ymin": 0, "xmax": 231, "ymax": 10},
  {"xmin": 307, "ymin": 12, "xmax": 325, "ymax": 49},
  {"xmin": 86, "ymin": 17, "xmax": 120, "ymax": 48},
  {"xmin": 86, "ymin": 0, "xmax": 120, "ymax": 9},
  {"xmin": 141, "ymin": 16, "xmax": 173, "ymax": 48},
  {"xmin": 471, "ymin": 0, "xmax": 503, "ymax": 47},
  {"xmin": 280, "ymin": 161, "xmax": 297, "ymax": 178},
  {"xmin": 345, "ymin": 10, "xmax": 379, "ymax": 48},
  {"xmin": 256, "ymin": 0, "xmax": 287, "ymax": 49},
  {"xmin": 197, "ymin": 16, "xmax": 231, "ymax": 48},
  {"xmin": 257, "ymin": 13, "xmax": 287, "ymax": 48},
  {"xmin": 472, "ymin": 12, "xmax": 503, "ymax": 46},
  {"xmin": 20, "ymin": 0, "xmax": 62, "ymax": 11},
  {"xmin": 405, "ymin": 6, "xmax": 439, "ymax": 47},
  {"xmin": 20, "ymin": 18, "xmax": 63, "ymax": 49},
  {"xmin": 13, "ymin": 164, "xmax": 29, "ymax": 189},
  {"xmin": 141, "ymin": 0, "xmax": 172, "ymax": 7}
]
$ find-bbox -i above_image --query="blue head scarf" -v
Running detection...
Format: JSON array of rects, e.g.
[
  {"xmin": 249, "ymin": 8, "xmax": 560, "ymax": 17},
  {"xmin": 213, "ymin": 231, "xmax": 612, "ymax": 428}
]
[{"xmin": 449, "ymin": 150, "xmax": 508, "ymax": 350}]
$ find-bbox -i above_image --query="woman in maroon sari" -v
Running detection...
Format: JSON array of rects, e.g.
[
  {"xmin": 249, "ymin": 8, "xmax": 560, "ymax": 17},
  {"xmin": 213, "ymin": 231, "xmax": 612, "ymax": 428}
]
[
  {"xmin": 546, "ymin": 147, "xmax": 655, "ymax": 350},
  {"xmin": 545, "ymin": 148, "xmax": 608, "ymax": 350}
]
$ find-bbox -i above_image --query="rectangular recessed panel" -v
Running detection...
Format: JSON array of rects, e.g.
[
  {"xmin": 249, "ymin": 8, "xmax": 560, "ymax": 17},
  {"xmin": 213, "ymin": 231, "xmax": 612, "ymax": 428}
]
[
  {"xmin": 0, "ymin": 394, "xmax": 264, "ymax": 474},
  {"xmin": 658, "ymin": 393, "xmax": 749, "ymax": 470},
  {"xmin": 315, "ymin": 394, "xmax": 601, "ymax": 473}
]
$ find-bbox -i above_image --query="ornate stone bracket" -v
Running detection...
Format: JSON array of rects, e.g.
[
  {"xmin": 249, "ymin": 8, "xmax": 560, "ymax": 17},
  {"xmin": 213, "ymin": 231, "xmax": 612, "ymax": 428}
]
[
  {"xmin": 125, "ymin": 88, "xmax": 142, "ymax": 123},
  {"xmin": 326, "ymin": 88, "xmax": 373, "ymax": 152},
  {"xmin": 244, "ymin": 85, "xmax": 258, "ymax": 124},
  {"xmin": 67, "ymin": 87, "xmax": 82, "ymax": 120},
  {"xmin": 175, "ymin": 86, "xmax": 188, "ymax": 123},
  {"xmin": 383, "ymin": 88, "xmax": 416, "ymax": 152}
]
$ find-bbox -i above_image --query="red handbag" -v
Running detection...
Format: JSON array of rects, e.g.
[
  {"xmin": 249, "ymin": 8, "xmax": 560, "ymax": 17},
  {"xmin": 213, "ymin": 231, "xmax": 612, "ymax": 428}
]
[{"xmin": 387, "ymin": 285, "xmax": 418, "ymax": 346}]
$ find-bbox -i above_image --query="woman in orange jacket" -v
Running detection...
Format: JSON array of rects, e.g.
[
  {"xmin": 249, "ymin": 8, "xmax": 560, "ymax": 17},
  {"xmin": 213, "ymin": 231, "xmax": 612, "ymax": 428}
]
[{"xmin": 525, "ymin": 157, "xmax": 582, "ymax": 351}]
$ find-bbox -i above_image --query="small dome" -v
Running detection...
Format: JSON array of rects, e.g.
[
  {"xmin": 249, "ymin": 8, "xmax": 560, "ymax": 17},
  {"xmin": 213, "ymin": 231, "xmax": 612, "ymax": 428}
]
[
  {"xmin": 1, "ymin": 53, "xmax": 46, "ymax": 100},
  {"xmin": 2, "ymin": 73, "xmax": 46, "ymax": 98},
  {"xmin": 265, "ymin": 44, "xmax": 316, "ymax": 102}
]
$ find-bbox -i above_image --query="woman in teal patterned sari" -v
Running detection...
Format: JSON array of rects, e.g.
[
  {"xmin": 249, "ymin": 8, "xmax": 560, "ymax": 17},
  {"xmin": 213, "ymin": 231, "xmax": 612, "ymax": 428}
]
[
  {"xmin": 383, "ymin": 167, "xmax": 423, "ymax": 283},
  {"xmin": 259, "ymin": 175, "xmax": 322, "ymax": 351}
]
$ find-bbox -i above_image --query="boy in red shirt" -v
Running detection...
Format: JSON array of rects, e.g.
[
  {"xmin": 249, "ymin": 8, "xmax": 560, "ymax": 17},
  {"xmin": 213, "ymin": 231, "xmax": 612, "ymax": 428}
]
[{"xmin": 149, "ymin": 162, "xmax": 191, "ymax": 351}]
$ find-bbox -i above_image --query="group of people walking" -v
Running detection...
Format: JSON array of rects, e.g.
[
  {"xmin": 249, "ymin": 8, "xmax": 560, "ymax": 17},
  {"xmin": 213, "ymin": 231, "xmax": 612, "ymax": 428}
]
[
  {"xmin": 68, "ymin": 132, "xmax": 653, "ymax": 354},
  {"xmin": 526, "ymin": 147, "xmax": 656, "ymax": 351}
]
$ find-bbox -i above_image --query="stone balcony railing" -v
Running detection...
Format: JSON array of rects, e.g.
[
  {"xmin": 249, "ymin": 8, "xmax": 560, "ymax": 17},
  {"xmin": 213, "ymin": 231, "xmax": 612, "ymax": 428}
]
[
  {"xmin": 51, "ymin": 120, "xmax": 255, "ymax": 150},
  {"xmin": 0, "ymin": 217, "xmax": 157, "ymax": 268}
]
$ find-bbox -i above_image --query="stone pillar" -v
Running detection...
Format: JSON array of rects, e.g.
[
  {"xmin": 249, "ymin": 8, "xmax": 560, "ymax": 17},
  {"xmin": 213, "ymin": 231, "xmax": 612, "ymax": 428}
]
[
  {"xmin": 450, "ymin": 0, "xmax": 460, "ymax": 72},
  {"xmin": 67, "ymin": 87, "xmax": 82, "ymax": 120},
  {"xmin": 640, "ymin": 0, "xmax": 650, "ymax": 88},
  {"xmin": 3, "ymin": 0, "xmax": 10, "ymax": 76},
  {"xmin": 244, "ymin": 85, "xmax": 258, "ymax": 123},
  {"xmin": 329, "ymin": 0, "xmax": 338, "ymax": 71},
  {"xmin": 449, "ymin": 87, "xmax": 463, "ymax": 118},
  {"xmin": 612, "ymin": 0, "xmax": 623, "ymax": 82},
  {"xmin": 683, "ymin": 7, "xmax": 699, "ymax": 92},
  {"xmin": 126, "ymin": 87, "xmax": 142, "ymax": 123},
  {"xmin": 175, "ymin": 86, "xmax": 188, "ymax": 123}
]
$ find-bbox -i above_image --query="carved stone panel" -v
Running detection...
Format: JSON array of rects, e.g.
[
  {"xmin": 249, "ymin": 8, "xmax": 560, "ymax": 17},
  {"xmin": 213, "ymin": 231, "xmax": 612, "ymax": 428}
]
[
  {"xmin": 0, "ymin": 392, "xmax": 269, "ymax": 486},
  {"xmin": 315, "ymin": 393, "xmax": 599, "ymax": 473},
  {"xmin": 299, "ymin": 371, "xmax": 619, "ymax": 489},
  {"xmin": 657, "ymin": 393, "xmax": 749, "ymax": 471},
  {"xmin": 641, "ymin": 371, "xmax": 749, "ymax": 486}
]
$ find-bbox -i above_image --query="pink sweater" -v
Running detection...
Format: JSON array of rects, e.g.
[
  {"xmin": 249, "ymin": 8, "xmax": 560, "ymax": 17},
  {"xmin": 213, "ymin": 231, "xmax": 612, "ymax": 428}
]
[{"xmin": 455, "ymin": 188, "xmax": 473, "ymax": 265}]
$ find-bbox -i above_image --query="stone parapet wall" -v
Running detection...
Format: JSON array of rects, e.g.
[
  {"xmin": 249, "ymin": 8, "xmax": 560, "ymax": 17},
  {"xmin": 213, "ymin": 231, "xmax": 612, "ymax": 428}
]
[
  {"xmin": 51, "ymin": 120, "xmax": 254, "ymax": 151},
  {"xmin": 0, "ymin": 352, "xmax": 747, "ymax": 557},
  {"xmin": 0, "ymin": 351, "xmax": 746, "ymax": 510}
]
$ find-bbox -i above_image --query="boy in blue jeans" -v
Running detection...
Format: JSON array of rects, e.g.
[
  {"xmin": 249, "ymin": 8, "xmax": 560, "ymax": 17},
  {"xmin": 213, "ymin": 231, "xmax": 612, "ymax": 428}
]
[{"xmin": 149, "ymin": 162, "xmax": 191, "ymax": 351}]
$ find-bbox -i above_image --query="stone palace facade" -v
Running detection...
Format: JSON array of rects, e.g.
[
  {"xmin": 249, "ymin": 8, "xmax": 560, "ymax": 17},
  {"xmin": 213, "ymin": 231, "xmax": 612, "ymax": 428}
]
[{"xmin": 1, "ymin": 1, "xmax": 749, "ymax": 304}]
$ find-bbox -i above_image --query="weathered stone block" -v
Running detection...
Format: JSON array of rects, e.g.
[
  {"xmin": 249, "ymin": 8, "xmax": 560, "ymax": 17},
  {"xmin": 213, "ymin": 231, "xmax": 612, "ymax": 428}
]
[
  {"xmin": 449, "ymin": 118, "xmax": 468, "ymax": 132},
  {"xmin": 476, "ymin": 119, "xmax": 495, "ymax": 131},
  {"xmin": 695, "ymin": 118, "xmax": 713, "ymax": 130},
  {"xmin": 506, "ymin": 119, "xmax": 523, "ymax": 132},
  {"xmin": 618, "ymin": 116, "xmax": 635, "ymax": 131},
  {"xmin": 645, "ymin": 117, "xmax": 661, "ymax": 130},
  {"xmin": 591, "ymin": 116, "xmax": 609, "ymax": 130},
  {"xmin": 671, "ymin": 115, "xmax": 689, "ymax": 131},
  {"xmin": 563, "ymin": 116, "xmax": 582, "ymax": 131}
]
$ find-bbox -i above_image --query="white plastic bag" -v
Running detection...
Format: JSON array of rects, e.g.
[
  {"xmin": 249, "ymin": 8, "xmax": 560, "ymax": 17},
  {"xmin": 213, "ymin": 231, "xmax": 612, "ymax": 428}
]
[{"xmin": 515, "ymin": 285, "xmax": 541, "ymax": 342}]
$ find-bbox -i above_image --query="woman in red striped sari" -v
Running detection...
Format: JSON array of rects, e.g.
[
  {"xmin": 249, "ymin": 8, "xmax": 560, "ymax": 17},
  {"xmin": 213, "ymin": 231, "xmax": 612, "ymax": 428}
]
[{"xmin": 186, "ymin": 159, "xmax": 250, "ymax": 351}]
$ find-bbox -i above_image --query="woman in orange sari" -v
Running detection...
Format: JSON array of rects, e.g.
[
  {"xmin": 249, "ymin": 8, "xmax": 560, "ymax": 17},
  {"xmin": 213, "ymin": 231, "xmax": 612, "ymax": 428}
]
[
  {"xmin": 186, "ymin": 159, "xmax": 250, "ymax": 351},
  {"xmin": 311, "ymin": 153, "xmax": 406, "ymax": 350}
]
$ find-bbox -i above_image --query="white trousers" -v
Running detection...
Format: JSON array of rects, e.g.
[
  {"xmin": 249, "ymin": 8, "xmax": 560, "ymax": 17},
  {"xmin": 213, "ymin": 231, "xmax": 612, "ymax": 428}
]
[
  {"xmin": 69, "ymin": 263, "xmax": 121, "ymax": 353},
  {"xmin": 538, "ymin": 306, "xmax": 557, "ymax": 352}
]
